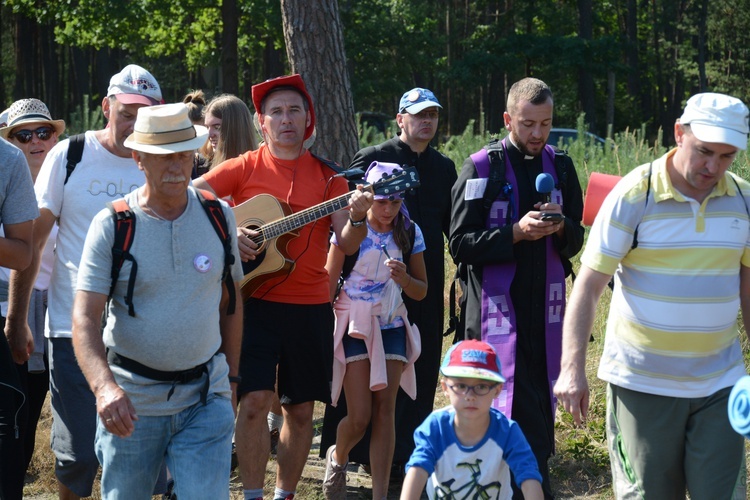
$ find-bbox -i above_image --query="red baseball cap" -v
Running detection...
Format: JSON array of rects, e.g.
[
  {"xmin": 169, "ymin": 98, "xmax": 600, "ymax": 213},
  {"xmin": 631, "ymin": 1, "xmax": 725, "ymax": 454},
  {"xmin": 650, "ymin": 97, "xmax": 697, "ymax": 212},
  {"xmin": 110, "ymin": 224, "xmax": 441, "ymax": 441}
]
[
  {"xmin": 251, "ymin": 74, "xmax": 315, "ymax": 141},
  {"xmin": 440, "ymin": 340, "xmax": 505, "ymax": 383}
]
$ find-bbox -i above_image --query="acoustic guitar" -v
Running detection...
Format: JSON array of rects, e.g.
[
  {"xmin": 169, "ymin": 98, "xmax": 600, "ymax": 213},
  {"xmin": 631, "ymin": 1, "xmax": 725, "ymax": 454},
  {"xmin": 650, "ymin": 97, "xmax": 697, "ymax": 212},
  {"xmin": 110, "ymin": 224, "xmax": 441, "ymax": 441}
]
[{"xmin": 232, "ymin": 167, "xmax": 420, "ymax": 298}]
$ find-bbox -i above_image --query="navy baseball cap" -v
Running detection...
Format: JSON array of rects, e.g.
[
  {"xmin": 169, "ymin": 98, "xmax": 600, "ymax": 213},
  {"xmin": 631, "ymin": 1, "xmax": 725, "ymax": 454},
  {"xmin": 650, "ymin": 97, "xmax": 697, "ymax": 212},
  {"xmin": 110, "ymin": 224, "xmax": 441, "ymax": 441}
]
[{"xmin": 398, "ymin": 88, "xmax": 442, "ymax": 114}]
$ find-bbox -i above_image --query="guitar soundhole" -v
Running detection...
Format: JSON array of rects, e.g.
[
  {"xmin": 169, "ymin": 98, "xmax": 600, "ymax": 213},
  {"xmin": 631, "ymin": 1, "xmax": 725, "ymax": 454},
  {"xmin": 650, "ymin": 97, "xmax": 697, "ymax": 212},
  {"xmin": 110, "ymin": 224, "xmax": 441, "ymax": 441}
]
[{"xmin": 242, "ymin": 250, "xmax": 266, "ymax": 275}]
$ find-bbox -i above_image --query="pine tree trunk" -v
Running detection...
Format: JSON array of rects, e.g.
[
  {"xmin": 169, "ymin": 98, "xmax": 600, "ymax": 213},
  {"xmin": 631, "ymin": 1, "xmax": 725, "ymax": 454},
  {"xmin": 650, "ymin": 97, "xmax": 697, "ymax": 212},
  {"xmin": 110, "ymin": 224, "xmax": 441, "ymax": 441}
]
[
  {"xmin": 280, "ymin": 0, "xmax": 358, "ymax": 166},
  {"xmin": 222, "ymin": 0, "xmax": 239, "ymax": 95}
]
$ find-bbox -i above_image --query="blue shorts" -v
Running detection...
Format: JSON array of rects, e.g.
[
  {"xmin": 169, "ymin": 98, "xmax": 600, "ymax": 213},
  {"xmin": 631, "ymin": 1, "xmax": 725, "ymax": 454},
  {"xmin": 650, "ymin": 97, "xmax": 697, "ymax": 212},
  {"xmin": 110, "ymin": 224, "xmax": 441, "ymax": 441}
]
[{"xmin": 343, "ymin": 326, "xmax": 407, "ymax": 363}]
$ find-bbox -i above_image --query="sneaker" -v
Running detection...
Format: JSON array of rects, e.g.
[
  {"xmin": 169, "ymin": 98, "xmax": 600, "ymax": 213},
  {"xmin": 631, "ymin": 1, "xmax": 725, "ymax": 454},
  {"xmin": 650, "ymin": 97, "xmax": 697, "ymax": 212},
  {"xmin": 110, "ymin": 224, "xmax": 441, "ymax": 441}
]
[
  {"xmin": 270, "ymin": 427, "xmax": 280, "ymax": 455},
  {"xmin": 322, "ymin": 445, "xmax": 347, "ymax": 499}
]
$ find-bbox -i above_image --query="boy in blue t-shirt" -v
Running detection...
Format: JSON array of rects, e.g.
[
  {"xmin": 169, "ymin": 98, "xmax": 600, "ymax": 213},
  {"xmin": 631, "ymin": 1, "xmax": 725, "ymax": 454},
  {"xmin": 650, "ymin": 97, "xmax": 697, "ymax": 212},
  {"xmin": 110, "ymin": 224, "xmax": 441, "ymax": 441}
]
[{"xmin": 400, "ymin": 340, "xmax": 543, "ymax": 500}]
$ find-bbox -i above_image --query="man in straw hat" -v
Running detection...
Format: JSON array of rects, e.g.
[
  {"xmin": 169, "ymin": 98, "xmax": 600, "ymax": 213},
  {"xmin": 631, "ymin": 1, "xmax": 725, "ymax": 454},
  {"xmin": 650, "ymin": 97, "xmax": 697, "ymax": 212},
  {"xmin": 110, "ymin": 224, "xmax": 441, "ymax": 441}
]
[
  {"xmin": 4, "ymin": 64, "xmax": 162, "ymax": 499},
  {"xmin": 194, "ymin": 74, "xmax": 373, "ymax": 500},
  {"xmin": 72, "ymin": 103, "xmax": 243, "ymax": 499},
  {"xmin": 554, "ymin": 92, "xmax": 750, "ymax": 498}
]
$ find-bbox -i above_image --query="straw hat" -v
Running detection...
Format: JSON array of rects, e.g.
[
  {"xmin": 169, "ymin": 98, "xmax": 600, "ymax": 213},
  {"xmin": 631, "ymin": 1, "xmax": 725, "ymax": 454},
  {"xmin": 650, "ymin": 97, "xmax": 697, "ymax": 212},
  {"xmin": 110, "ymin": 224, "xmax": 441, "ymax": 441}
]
[
  {"xmin": 124, "ymin": 103, "xmax": 208, "ymax": 154},
  {"xmin": 0, "ymin": 99, "xmax": 66, "ymax": 139}
]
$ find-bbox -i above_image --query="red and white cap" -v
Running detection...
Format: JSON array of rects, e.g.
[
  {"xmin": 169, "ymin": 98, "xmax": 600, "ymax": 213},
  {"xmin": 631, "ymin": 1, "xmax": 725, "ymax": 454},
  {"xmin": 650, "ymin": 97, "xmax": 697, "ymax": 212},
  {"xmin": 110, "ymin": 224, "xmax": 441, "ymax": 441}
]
[
  {"xmin": 107, "ymin": 64, "xmax": 163, "ymax": 106},
  {"xmin": 440, "ymin": 340, "xmax": 505, "ymax": 383}
]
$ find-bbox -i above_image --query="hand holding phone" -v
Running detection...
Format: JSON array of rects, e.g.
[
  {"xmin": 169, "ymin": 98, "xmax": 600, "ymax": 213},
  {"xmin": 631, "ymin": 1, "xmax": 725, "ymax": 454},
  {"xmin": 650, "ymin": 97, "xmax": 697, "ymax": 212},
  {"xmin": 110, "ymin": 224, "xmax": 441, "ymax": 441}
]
[{"xmin": 540, "ymin": 212, "xmax": 564, "ymax": 223}]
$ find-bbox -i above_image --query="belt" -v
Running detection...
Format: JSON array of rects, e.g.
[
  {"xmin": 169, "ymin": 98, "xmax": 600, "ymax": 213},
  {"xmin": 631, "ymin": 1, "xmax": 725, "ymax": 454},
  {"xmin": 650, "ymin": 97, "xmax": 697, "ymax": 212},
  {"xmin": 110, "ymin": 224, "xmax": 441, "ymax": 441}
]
[{"xmin": 107, "ymin": 349, "xmax": 212, "ymax": 405}]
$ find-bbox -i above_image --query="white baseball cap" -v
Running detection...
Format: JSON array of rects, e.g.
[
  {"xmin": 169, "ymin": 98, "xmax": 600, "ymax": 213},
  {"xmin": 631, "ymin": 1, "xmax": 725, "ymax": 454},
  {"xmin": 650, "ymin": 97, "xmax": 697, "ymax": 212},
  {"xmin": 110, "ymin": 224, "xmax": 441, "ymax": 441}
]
[
  {"xmin": 107, "ymin": 64, "xmax": 162, "ymax": 106},
  {"xmin": 679, "ymin": 93, "xmax": 749, "ymax": 150}
]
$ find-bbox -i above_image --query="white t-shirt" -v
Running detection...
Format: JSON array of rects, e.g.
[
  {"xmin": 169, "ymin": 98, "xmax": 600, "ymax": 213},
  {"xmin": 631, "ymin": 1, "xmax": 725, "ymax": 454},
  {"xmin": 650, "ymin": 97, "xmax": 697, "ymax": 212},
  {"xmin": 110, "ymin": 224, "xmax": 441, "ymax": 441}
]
[
  {"xmin": 35, "ymin": 131, "xmax": 144, "ymax": 338},
  {"xmin": 0, "ymin": 224, "xmax": 57, "ymax": 316}
]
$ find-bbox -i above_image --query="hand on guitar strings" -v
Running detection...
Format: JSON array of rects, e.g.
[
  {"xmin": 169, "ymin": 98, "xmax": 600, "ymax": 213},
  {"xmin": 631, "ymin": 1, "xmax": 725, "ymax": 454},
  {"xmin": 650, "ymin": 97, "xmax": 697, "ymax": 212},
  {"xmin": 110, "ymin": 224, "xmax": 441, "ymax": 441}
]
[{"xmin": 237, "ymin": 226, "xmax": 261, "ymax": 262}]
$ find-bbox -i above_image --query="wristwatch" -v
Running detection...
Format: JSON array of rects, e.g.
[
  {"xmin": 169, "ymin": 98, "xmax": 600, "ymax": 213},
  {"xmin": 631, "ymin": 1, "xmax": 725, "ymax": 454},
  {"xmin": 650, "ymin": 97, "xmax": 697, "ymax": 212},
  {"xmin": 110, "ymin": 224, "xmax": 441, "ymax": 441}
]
[
  {"xmin": 349, "ymin": 214, "xmax": 366, "ymax": 227},
  {"xmin": 228, "ymin": 375, "xmax": 242, "ymax": 384}
]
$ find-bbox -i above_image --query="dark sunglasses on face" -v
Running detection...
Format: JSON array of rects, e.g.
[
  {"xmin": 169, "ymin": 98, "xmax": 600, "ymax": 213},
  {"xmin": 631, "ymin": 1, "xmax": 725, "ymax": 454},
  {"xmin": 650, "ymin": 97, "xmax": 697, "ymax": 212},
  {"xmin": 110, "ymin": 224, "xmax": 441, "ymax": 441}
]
[{"xmin": 10, "ymin": 126, "xmax": 55, "ymax": 144}]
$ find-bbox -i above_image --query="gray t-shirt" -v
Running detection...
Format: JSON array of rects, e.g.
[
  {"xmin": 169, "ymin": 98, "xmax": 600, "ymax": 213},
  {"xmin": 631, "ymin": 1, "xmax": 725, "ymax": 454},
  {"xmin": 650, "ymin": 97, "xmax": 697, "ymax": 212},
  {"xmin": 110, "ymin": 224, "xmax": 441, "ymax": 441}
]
[
  {"xmin": 0, "ymin": 138, "xmax": 38, "ymax": 226},
  {"xmin": 77, "ymin": 186, "xmax": 243, "ymax": 416}
]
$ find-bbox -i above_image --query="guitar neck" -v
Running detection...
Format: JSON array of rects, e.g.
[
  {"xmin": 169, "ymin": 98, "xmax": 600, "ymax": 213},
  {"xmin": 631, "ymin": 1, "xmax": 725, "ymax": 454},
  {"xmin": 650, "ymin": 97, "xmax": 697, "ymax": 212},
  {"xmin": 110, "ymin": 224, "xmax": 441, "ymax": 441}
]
[{"xmin": 260, "ymin": 189, "xmax": 362, "ymax": 239}]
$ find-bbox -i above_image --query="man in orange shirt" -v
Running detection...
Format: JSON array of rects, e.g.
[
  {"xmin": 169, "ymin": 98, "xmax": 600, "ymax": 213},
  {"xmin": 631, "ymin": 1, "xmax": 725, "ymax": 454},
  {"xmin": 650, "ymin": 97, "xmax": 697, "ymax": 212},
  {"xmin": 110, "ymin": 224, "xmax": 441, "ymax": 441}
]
[{"xmin": 194, "ymin": 74, "xmax": 372, "ymax": 500}]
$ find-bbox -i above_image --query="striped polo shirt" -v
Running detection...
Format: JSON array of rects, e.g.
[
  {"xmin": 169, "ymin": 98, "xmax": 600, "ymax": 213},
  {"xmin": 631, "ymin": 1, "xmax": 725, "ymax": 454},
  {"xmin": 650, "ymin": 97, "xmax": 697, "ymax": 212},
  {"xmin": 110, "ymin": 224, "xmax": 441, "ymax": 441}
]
[{"xmin": 583, "ymin": 148, "xmax": 750, "ymax": 398}]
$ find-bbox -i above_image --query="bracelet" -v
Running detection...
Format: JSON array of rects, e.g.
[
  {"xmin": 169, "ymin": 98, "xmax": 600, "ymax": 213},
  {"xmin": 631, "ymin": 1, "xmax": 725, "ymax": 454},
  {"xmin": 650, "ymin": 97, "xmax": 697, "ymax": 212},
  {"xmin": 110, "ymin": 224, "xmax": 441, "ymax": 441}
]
[
  {"xmin": 228, "ymin": 375, "xmax": 242, "ymax": 384},
  {"xmin": 349, "ymin": 214, "xmax": 366, "ymax": 227},
  {"xmin": 405, "ymin": 275, "xmax": 412, "ymax": 288}
]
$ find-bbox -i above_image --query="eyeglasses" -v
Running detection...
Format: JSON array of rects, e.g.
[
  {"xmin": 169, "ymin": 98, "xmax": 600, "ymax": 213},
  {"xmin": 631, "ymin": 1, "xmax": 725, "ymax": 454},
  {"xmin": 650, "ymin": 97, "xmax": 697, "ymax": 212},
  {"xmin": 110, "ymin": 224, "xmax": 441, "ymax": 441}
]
[
  {"xmin": 10, "ymin": 127, "xmax": 55, "ymax": 144},
  {"xmin": 446, "ymin": 382, "xmax": 499, "ymax": 396}
]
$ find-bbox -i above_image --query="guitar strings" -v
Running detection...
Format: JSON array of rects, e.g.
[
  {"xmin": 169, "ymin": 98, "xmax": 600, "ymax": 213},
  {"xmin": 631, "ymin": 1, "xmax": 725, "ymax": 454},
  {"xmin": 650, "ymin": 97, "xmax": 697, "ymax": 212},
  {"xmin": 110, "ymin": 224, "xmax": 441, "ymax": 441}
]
[
  {"xmin": 247, "ymin": 170, "xmax": 410, "ymax": 246},
  {"xmin": 252, "ymin": 168, "xmax": 339, "ymax": 300}
]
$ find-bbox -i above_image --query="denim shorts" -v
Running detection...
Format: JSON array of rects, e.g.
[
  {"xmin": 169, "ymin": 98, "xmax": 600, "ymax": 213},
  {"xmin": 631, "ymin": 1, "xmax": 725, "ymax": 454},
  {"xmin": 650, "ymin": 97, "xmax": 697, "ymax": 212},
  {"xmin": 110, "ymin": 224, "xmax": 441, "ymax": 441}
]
[{"xmin": 343, "ymin": 326, "xmax": 407, "ymax": 363}]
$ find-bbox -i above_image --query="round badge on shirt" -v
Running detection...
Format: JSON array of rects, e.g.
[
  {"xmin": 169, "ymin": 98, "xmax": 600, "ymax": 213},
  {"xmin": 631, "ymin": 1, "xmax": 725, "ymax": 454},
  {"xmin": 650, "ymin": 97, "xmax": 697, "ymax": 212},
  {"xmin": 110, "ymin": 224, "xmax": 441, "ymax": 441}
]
[{"xmin": 194, "ymin": 254, "xmax": 212, "ymax": 273}]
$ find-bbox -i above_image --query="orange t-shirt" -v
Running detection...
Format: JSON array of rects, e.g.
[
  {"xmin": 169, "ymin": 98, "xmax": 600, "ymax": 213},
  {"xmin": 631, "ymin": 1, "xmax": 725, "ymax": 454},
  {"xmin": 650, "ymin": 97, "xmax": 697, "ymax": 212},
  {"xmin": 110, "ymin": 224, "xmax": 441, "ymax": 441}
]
[{"xmin": 202, "ymin": 145, "xmax": 349, "ymax": 304}]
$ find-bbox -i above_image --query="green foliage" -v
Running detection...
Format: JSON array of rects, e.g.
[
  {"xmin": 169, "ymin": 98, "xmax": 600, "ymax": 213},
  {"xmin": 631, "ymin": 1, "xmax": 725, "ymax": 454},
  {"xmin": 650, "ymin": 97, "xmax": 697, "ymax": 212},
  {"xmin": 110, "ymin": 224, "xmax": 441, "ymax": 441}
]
[
  {"xmin": 440, "ymin": 118, "xmax": 496, "ymax": 168},
  {"xmin": 66, "ymin": 95, "xmax": 103, "ymax": 136}
]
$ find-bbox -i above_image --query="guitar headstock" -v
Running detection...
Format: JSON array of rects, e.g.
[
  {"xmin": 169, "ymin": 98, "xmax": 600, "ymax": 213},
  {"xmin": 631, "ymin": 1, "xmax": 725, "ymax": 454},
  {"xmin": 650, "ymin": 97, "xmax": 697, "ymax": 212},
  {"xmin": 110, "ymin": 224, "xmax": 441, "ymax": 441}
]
[{"xmin": 369, "ymin": 166, "xmax": 420, "ymax": 197}]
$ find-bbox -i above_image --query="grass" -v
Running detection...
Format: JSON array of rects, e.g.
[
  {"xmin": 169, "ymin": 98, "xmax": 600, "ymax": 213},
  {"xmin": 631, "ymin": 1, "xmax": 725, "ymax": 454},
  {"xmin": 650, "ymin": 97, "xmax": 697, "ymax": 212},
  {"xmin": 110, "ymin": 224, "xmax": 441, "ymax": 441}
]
[{"xmin": 23, "ymin": 126, "xmax": 750, "ymax": 498}]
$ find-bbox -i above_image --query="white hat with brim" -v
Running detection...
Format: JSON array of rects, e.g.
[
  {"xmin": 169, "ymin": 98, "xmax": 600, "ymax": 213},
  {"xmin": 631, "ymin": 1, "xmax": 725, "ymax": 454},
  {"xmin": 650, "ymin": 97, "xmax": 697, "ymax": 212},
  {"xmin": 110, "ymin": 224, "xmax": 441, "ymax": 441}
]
[
  {"xmin": 680, "ymin": 92, "xmax": 750, "ymax": 151},
  {"xmin": 124, "ymin": 103, "xmax": 208, "ymax": 154},
  {"xmin": 0, "ymin": 98, "xmax": 66, "ymax": 139}
]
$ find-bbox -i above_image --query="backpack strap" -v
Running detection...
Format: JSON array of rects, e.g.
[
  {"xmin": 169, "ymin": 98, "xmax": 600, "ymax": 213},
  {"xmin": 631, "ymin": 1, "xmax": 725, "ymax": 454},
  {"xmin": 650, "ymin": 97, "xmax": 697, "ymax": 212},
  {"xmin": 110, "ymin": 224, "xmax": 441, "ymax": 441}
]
[
  {"xmin": 310, "ymin": 152, "xmax": 344, "ymax": 174},
  {"xmin": 551, "ymin": 146, "xmax": 569, "ymax": 192},
  {"xmin": 108, "ymin": 199, "xmax": 138, "ymax": 317},
  {"xmin": 335, "ymin": 249, "xmax": 361, "ymax": 300},
  {"xmin": 471, "ymin": 139, "xmax": 513, "ymax": 223},
  {"xmin": 196, "ymin": 190, "xmax": 237, "ymax": 315},
  {"xmin": 631, "ymin": 162, "xmax": 653, "ymax": 250},
  {"xmin": 64, "ymin": 133, "xmax": 86, "ymax": 185},
  {"xmin": 729, "ymin": 174, "xmax": 750, "ymax": 219}
]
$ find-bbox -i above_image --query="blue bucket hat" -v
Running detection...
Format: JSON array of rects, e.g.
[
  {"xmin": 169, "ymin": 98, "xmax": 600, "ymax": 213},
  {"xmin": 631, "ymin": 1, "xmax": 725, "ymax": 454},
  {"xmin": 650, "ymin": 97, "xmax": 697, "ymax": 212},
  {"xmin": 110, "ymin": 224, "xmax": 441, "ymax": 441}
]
[{"xmin": 398, "ymin": 88, "xmax": 442, "ymax": 115}]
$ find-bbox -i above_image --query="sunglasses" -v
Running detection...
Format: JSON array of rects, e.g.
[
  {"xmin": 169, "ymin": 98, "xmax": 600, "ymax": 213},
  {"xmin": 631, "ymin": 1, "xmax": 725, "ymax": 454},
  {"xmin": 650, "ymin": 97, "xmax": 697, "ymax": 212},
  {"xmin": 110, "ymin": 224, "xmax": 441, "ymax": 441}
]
[{"xmin": 10, "ymin": 126, "xmax": 55, "ymax": 144}]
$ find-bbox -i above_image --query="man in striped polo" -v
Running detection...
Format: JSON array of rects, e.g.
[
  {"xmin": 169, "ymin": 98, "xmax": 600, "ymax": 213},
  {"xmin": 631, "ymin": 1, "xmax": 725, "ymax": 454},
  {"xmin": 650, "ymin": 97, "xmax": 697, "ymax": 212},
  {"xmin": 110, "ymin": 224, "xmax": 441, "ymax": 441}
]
[{"xmin": 554, "ymin": 92, "xmax": 750, "ymax": 499}]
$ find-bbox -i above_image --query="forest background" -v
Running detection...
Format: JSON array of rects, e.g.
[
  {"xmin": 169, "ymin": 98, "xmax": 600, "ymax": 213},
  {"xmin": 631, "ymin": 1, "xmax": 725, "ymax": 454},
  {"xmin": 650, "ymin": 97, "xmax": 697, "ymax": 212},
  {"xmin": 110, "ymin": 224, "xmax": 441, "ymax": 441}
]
[
  {"xmin": 8, "ymin": 0, "xmax": 750, "ymax": 496},
  {"xmin": 2, "ymin": 0, "xmax": 748, "ymax": 166}
]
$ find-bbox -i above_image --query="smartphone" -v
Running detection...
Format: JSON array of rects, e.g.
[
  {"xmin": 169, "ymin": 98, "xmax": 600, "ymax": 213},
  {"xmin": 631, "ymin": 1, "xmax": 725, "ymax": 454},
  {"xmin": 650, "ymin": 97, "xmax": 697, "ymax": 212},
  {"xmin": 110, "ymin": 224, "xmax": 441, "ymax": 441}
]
[{"xmin": 540, "ymin": 212, "xmax": 564, "ymax": 223}]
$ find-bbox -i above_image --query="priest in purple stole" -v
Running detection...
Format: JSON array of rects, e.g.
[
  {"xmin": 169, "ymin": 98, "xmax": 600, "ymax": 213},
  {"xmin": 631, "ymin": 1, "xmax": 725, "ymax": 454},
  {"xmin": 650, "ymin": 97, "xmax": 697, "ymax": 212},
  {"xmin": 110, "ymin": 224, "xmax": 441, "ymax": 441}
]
[{"xmin": 449, "ymin": 78, "xmax": 584, "ymax": 499}]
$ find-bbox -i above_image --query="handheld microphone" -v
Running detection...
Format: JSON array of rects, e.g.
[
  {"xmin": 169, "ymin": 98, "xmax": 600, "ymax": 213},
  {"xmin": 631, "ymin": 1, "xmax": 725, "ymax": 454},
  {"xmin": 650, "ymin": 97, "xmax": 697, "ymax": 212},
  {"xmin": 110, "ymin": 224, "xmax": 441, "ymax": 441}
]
[{"xmin": 535, "ymin": 173, "xmax": 555, "ymax": 203}]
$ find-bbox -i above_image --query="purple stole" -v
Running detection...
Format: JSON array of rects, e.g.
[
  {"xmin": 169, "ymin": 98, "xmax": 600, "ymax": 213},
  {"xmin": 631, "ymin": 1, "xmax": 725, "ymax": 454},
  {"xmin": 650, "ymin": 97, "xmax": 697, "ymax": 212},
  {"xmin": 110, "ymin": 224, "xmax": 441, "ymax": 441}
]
[{"xmin": 469, "ymin": 139, "xmax": 565, "ymax": 418}]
